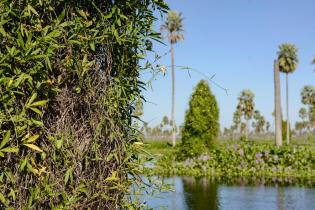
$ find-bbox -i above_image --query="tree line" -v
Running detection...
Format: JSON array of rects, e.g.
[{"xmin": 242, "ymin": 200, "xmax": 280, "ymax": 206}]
[{"xmin": 224, "ymin": 84, "xmax": 315, "ymax": 141}]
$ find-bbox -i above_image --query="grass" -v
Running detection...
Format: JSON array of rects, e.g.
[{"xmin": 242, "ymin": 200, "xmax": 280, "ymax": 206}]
[
  {"xmin": 143, "ymin": 139, "xmax": 174, "ymax": 156},
  {"xmin": 144, "ymin": 137, "xmax": 315, "ymax": 156}
]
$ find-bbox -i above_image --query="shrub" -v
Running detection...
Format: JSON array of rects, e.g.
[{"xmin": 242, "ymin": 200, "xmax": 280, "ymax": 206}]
[
  {"xmin": 180, "ymin": 80, "xmax": 219, "ymax": 157},
  {"xmin": 177, "ymin": 137, "xmax": 208, "ymax": 159},
  {"xmin": 153, "ymin": 142, "xmax": 315, "ymax": 181},
  {"xmin": 0, "ymin": 1, "xmax": 168, "ymax": 209}
]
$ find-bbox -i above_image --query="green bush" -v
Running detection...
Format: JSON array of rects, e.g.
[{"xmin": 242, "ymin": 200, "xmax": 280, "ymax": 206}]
[
  {"xmin": 153, "ymin": 142, "xmax": 315, "ymax": 181},
  {"xmin": 178, "ymin": 137, "xmax": 208, "ymax": 159},
  {"xmin": 0, "ymin": 1, "xmax": 168, "ymax": 209},
  {"xmin": 180, "ymin": 80, "xmax": 219, "ymax": 157}
]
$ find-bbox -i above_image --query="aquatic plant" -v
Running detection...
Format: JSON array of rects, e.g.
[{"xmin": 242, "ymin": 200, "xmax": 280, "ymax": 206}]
[{"xmin": 151, "ymin": 142, "xmax": 315, "ymax": 181}]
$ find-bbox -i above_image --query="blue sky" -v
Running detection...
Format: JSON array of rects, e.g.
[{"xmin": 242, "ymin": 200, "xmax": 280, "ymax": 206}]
[{"xmin": 141, "ymin": 0, "xmax": 315, "ymax": 130}]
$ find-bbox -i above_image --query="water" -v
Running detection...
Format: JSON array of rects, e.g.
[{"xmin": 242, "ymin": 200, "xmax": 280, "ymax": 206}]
[{"xmin": 136, "ymin": 177, "xmax": 315, "ymax": 210}]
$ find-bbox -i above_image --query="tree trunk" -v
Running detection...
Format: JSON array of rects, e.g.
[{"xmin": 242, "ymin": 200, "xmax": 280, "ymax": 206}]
[
  {"xmin": 171, "ymin": 44, "xmax": 176, "ymax": 147},
  {"xmin": 246, "ymin": 119, "xmax": 249, "ymax": 141},
  {"xmin": 286, "ymin": 73, "xmax": 290, "ymax": 144},
  {"xmin": 274, "ymin": 60, "xmax": 282, "ymax": 146}
]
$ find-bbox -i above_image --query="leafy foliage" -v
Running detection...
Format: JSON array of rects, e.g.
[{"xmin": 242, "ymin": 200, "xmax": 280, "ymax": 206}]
[
  {"xmin": 252, "ymin": 110, "xmax": 266, "ymax": 134},
  {"xmin": 235, "ymin": 89, "xmax": 255, "ymax": 140},
  {"xmin": 153, "ymin": 142, "xmax": 315, "ymax": 181},
  {"xmin": 301, "ymin": 85, "xmax": 315, "ymax": 106},
  {"xmin": 180, "ymin": 80, "xmax": 220, "ymax": 157},
  {"xmin": 0, "ymin": 0, "xmax": 168, "ymax": 209},
  {"xmin": 161, "ymin": 10, "xmax": 184, "ymax": 44},
  {"xmin": 237, "ymin": 89, "xmax": 255, "ymax": 121},
  {"xmin": 301, "ymin": 85, "xmax": 315, "ymax": 130},
  {"xmin": 278, "ymin": 43, "xmax": 299, "ymax": 74}
]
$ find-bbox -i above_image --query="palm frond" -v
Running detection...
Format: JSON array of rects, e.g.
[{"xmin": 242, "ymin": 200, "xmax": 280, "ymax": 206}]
[
  {"xmin": 161, "ymin": 10, "xmax": 184, "ymax": 44},
  {"xmin": 277, "ymin": 43, "xmax": 298, "ymax": 73}
]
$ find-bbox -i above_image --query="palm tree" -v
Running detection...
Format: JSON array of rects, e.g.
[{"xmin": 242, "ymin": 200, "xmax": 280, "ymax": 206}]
[
  {"xmin": 161, "ymin": 10, "xmax": 184, "ymax": 147},
  {"xmin": 277, "ymin": 43, "xmax": 298, "ymax": 145},
  {"xmin": 301, "ymin": 85, "xmax": 315, "ymax": 133},
  {"xmin": 299, "ymin": 107, "xmax": 307, "ymax": 137},
  {"xmin": 236, "ymin": 89, "xmax": 255, "ymax": 141},
  {"xmin": 299, "ymin": 107, "xmax": 307, "ymax": 122},
  {"xmin": 301, "ymin": 85, "xmax": 315, "ymax": 105},
  {"xmin": 274, "ymin": 60, "xmax": 282, "ymax": 146}
]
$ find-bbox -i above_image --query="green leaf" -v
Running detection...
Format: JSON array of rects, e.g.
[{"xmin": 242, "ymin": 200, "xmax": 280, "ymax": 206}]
[
  {"xmin": 0, "ymin": 131, "xmax": 11, "ymax": 149},
  {"xmin": 0, "ymin": 192, "xmax": 7, "ymax": 206},
  {"xmin": 45, "ymin": 57, "xmax": 52, "ymax": 70},
  {"xmin": 55, "ymin": 139, "xmax": 63, "ymax": 150},
  {"xmin": 29, "ymin": 107, "xmax": 43, "ymax": 115},
  {"xmin": 31, "ymin": 119, "xmax": 44, "ymax": 126},
  {"xmin": 64, "ymin": 168, "xmax": 73, "ymax": 185},
  {"xmin": 0, "ymin": 27, "xmax": 7, "ymax": 37},
  {"xmin": 28, "ymin": 5, "xmax": 39, "ymax": 16},
  {"xmin": 77, "ymin": 184, "xmax": 88, "ymax": 196},
  {"xmin": 116, "ymin": 19, "xmax": 121, "ymax": 27},
  {"xmin": 57, "ymin": 9, "xmax": 66, "ymax": 23},
  {"xmin": 9, "ymin": 189, "xmax": 16, "ymax": 201},
  {"xmin": 20, "ymin": 158, "xmax": 28, "ymax": 171},
  {"xmin": 25, "ymin": 134, "xmax": 40, "ymax": 143},
  {"xmin": 1, "ymin": 147, "xmax": 19, "ymax": 153},
  {"xmin": 90, "ymin": 41, "xmax": 95, "ymax": 51},
  {"xmin": 28, "ymin": 93, "xmax": 37, "ymax": 105},
  {"xmin": 103, "ymin": 12, "xmax": 113, "ymax": 19},
  {"xmin": 105, "ymin": 171, "xmax": 118, "ymax": 181},
  {"xmin": 30, "ymin": 100, "xmax": 48, "ymax": 107},
  {"xmin": 23, "ymin": 144, "xmax": 43, "ymax": 152}
]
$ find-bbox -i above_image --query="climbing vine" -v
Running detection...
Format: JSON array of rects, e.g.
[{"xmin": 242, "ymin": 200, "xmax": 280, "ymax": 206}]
[{"xmin": 0, "ymin": 0, "xmax": 168, "ymax": 209}]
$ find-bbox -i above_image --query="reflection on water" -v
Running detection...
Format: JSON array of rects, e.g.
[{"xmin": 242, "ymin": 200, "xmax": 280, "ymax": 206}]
[
  {"xmin": 183, "ymin": 177, "xmax": 218, "ymax": 210},
  {"xmin": 138, "ymin": 177, "xmax": 315, "ymax": 210}
]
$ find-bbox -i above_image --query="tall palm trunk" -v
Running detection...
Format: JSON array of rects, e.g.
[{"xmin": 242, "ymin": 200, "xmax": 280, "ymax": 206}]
[
  {"xmin": 246, "ymin": 119, "xmax": 249, "ymax": 141},
  {"xmin": 286, "ymin": 73, "xmax": 290, "ymax": 144},
  {"xmin": 171, "ymin": 44, "xmax": 176, "ymax": 147},
  {"xmin": 274, "ymin": 60, "xmax": 282, "ymax": 146}
]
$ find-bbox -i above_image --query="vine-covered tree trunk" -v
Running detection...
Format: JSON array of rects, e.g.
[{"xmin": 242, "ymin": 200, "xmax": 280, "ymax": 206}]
[{"xmin": 0, "ymin": 1, "xmax": 168, "ymax": 209}]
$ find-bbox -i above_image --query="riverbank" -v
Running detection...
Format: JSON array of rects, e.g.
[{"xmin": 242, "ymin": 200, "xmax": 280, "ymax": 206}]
[{"xmin": 144, "ymin": 139, "xmax": 315, "ymax": 183}]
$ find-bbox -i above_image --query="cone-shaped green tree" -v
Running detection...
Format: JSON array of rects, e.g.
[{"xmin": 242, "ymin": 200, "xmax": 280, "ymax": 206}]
[{"xmin": 181, "ymin": 80, "xmax": 219, "ymax": 157}]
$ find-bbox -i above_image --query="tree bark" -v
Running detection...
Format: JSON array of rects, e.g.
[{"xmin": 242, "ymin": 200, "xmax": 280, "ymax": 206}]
[
  {"xmin": 246, "ymin": 119, "xmax": 249, "ymax": 141},
  {"xmin": 171, "ymin": 44, "xmax": 176, "ymax": 147},
  {"xmin": 286, "ymin": 73, "xmax": 290, "ymax": 144},
  {"xmin": 274, "ymin": 60, "xmax": 283, "ymax": 146}
]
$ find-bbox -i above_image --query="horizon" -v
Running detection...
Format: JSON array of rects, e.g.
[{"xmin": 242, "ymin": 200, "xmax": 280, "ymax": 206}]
[{"xmin": 141, "ymin": 0, "xmax": 315, "ymax": 131}]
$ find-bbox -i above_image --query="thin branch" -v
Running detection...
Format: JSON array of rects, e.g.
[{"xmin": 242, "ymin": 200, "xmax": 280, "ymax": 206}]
[{"xmin": 165, "ymin": 65, "xmax": 229, "ymax": 95}]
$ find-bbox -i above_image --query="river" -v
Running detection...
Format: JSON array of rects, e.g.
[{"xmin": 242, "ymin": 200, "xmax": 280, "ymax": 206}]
[{"xmin": 134, "ymin": 176, "xmax": 315, "ymax": 210}]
